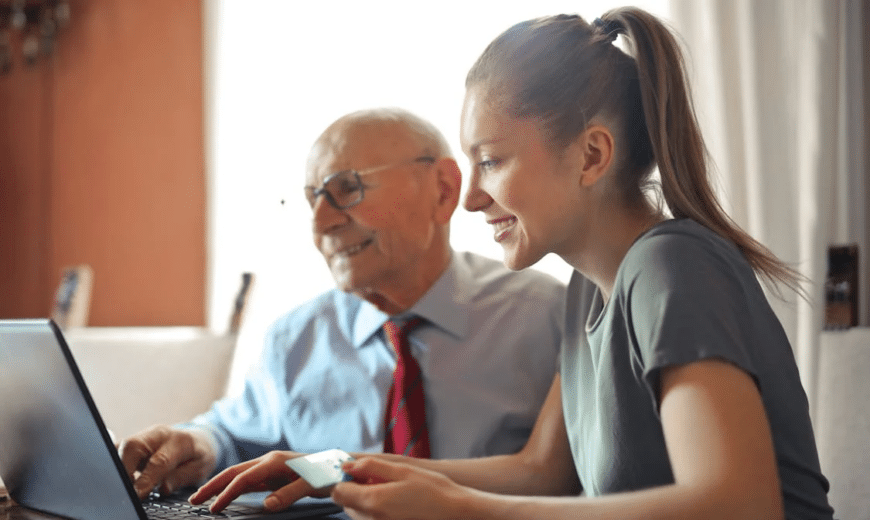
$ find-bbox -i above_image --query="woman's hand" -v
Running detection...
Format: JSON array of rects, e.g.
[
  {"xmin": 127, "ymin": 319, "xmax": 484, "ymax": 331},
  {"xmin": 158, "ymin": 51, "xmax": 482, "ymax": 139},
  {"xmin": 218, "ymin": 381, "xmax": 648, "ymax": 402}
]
[
  {"xmin": 332, "ymin": 457, "xmax": 477, "ymax": 520},
  {"xmin": 188, "ymin": 451, "xmax": 323, "ymax": 513}
]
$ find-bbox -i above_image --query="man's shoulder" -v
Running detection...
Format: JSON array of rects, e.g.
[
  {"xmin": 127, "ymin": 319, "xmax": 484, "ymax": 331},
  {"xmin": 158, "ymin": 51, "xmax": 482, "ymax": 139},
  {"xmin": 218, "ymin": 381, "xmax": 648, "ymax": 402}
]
[
  {"xmin": 456, "ymin": 251, "xmax": 566, "ymax": 296},
  {"xmin": 452, "ymin": 252, "xmax": 565, "ymax": 357},
  {"xmin": 267, "ymin": 288, "xmax": 363, "ymax": 336}
]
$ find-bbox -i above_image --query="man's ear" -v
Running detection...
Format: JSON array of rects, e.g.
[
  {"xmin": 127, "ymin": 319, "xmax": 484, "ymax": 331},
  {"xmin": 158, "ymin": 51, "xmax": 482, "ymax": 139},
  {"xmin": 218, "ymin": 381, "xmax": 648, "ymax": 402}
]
[
  {"xmin": 576, "ymin": 124, "xmax": 614, "ymax": 187},
  {"xmin": 432, "ymin": 158, "xmax": 462, "ymax": 224}
]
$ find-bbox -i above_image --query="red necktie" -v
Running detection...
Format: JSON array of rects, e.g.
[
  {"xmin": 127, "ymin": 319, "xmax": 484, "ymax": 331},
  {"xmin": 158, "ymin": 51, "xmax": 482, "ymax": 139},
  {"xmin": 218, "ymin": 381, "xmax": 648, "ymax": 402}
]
[{"xmin": 382, "ymin": 317, "xmax": 430, "ymax": 458}]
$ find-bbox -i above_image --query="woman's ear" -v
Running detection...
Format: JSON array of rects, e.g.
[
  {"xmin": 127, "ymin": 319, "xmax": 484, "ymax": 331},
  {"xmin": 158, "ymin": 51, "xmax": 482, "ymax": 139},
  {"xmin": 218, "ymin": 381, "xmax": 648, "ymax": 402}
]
[
  {"xmin": 432, "ymin": 157, "xmax": 462, "ymax": 224},
  {"xmin": 576, "ymin": 124, "xmax": 614, "ymax": 187}
]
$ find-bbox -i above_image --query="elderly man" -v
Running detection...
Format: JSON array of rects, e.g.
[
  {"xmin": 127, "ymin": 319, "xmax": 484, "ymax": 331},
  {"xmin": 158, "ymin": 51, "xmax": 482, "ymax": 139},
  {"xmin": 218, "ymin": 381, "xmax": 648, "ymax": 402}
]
[{"xmin": 119, "ymin": 108, "xmax": 564, "ymax": 499}]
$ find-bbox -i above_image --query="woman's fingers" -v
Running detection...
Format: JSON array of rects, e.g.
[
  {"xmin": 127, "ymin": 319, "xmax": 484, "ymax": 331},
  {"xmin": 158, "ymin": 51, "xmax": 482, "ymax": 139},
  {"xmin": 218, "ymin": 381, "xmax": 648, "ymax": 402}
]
[
  {"xmin": 332, "ymin": 457, "xmax": 472, "ymax": 520},
  {"xmin": 207, "ymin": 453, "xmax": 297, "ymax": 512},
  {"xmin": 188, "ymin": 459, "xmax": 259, "ymax": 504},
  {"xmin": 331, "ymin": 458, "xmax": 421, "ymax": 513},
  {"xmin": 341, "ymin": 457, "xmax": 411, "ymax": 484},
  {"xmin": 261, "ymin": 479, "xmax": 318, "ymax": 511}
]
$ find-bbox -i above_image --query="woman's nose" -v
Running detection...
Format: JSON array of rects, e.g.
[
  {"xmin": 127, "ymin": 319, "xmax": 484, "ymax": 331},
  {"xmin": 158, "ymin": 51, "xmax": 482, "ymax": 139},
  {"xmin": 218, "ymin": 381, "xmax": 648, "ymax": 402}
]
[{"xmin": 462, "ymin": 171, "xmax": 492, "ymax": 213}]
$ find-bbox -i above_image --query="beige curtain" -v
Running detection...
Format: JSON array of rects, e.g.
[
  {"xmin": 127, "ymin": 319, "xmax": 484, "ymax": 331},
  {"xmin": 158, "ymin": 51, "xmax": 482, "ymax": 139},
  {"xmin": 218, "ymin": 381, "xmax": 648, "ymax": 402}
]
[{"xmin": 668, "ymin": 0, "xmax": 868, "ymax": 414}]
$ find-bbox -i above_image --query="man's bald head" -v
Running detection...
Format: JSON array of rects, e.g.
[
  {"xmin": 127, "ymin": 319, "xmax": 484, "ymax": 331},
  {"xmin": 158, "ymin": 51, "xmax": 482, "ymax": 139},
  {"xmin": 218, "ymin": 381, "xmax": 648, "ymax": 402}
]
[
  {"xmin": 304, "ymin": 108, "xmax": 462, "ymax": 314},
  {"xmin": 307, "ymin": 108, "xmax": 452, "ymax": 173}
]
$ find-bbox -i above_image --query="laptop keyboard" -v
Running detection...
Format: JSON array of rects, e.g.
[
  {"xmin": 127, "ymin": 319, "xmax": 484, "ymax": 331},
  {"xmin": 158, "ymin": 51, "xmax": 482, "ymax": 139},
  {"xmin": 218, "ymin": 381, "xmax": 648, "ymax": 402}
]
[{"xmin": 144, "ymin": 492, "xmax": 263, "ymax": 519}]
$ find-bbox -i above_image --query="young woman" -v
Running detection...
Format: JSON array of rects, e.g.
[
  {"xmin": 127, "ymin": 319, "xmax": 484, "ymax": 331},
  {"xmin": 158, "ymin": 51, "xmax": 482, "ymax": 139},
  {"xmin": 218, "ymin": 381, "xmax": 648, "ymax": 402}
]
[{"xmin": 191, "ymin": 7, "xmax": 834, "ymax": 519}]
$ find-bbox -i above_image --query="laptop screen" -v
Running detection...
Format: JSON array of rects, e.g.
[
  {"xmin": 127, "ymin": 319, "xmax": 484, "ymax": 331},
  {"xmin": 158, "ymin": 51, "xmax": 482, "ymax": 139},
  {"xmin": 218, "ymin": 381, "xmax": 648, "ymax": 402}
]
[{"xmin": 0, "ymin": 319, "xmax": 143, "ymax": 519}]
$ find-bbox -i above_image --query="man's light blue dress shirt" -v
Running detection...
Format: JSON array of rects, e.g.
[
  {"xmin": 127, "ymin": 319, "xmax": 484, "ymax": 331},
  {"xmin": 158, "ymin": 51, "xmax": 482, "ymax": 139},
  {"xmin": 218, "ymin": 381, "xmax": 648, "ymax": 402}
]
[{"xmin": 186, "ymin": 251, "xmax": 564, "ymax": 470}]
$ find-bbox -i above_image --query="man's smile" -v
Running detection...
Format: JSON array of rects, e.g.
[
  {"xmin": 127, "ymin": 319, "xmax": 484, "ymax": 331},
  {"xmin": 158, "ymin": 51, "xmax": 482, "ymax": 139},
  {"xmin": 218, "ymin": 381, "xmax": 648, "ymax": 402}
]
[{"xmin": 333, "ymin": 238, "xmax": 374, "ymax": 258}]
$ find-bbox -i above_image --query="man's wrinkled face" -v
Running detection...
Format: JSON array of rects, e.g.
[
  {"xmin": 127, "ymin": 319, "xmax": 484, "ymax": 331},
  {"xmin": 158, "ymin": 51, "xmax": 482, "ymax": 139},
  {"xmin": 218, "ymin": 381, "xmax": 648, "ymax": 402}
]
[{"xmin": 306, "ymin": 122, "xmax": 440, "ymax": 296}]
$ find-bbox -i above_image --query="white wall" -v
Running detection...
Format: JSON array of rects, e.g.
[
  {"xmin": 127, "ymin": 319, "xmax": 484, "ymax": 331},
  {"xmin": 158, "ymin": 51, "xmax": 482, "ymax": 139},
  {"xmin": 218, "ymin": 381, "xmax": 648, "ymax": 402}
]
[{"xmin": 204, "ymin": 0, "xmax": 670, "ymax": 392}]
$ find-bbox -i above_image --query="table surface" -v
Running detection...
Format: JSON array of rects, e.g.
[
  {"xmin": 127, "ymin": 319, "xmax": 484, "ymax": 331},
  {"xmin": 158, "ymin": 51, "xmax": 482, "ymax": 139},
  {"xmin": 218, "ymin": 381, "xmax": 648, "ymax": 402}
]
[{"xmin": 0, "ymin": 489, "xmax": 62, "ymax": 519}]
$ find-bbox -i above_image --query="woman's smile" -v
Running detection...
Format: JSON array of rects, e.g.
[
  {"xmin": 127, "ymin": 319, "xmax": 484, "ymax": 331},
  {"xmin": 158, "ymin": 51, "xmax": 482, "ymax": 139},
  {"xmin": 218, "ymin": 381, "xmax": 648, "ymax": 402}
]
[{"xmin": 487, "ymin": 216, "xmax": 518, "ymax": 242}]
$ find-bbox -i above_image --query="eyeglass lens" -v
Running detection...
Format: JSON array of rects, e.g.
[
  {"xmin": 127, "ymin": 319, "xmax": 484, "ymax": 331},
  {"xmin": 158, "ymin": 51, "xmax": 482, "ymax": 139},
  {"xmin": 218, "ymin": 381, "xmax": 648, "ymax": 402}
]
[{"xmin": 304, "ymin": 170, "xmax": 363, "ymax": 210}]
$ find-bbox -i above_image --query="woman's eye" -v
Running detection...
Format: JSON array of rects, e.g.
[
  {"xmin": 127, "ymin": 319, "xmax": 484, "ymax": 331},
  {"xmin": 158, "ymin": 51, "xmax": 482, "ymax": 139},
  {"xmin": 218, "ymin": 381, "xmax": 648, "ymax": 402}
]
[{"xmin": 478, "ymin": 159, "xmax": 498, "ymax": 170}]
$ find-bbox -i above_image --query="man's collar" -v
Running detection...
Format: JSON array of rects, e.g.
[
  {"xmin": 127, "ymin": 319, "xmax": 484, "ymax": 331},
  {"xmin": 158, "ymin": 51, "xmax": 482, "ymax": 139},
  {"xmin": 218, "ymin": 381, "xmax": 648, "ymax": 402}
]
[
  {"xmin": 351, "ymin": 252, "xmax": 469, "ymax": 347},
  {"xmin": 353, "ymin": 303, "xmax": 389, "ymax": 348}
]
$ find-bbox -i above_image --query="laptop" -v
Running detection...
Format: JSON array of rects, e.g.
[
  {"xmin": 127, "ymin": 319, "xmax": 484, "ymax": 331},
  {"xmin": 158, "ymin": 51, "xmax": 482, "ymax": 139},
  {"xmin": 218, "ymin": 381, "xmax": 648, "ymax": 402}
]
[{"xmin": 0, "ymin": 319, "xmax": 344, "ymax": 520}]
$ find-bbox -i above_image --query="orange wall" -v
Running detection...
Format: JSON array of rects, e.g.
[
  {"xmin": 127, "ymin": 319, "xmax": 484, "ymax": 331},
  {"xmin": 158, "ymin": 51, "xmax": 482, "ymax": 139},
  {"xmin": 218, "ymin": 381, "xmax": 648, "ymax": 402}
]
[{"xmin": 0, "ymin": 0, "xmax": 205, "ymax": 326}]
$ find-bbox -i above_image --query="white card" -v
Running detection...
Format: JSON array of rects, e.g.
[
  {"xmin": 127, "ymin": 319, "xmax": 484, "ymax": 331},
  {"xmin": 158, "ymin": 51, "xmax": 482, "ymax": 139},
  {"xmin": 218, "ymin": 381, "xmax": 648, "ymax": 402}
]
[{"xmin": 285, "ymin": 449, "xmax": 355, "ymax": 489}]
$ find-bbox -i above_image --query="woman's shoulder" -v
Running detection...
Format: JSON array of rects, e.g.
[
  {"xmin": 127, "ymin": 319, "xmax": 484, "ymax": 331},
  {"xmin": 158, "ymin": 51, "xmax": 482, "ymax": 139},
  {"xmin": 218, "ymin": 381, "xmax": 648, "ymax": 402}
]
[
  {"xmin": 628, "ymin": 219, "xmax": 747, "ymax": 270},
  {"xmin": 618, "ymin": 218, "xmax": 758, "ymax": 297},
  {"xmin": 637, "ymin": 218, "xmax": 736, "ymax": 253}
]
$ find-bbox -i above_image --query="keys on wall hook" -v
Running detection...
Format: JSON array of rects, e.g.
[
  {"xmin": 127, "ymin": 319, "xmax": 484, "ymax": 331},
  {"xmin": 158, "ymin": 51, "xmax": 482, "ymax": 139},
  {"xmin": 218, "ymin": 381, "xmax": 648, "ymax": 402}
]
[
  {"xmin": 10, "ymin": 0, "xmax": 27, "ymax": 31},
  {"xmin": 0, "ymin": 30, "xmax": 12, "ymax": 74},
  {"xmin": 54, "ymin": 0, "xmax": 70, "ymax": 28},
  {"xmin": 39, "ymin": 3, "xmax": 56, "ymax": 57},
  {"xmin": 22, "ymin": 28, "xmax": 38, "ymax": 65},
  {"xmin": 0, "ymin": 0, "xmax": 70, "ymax": 73}
]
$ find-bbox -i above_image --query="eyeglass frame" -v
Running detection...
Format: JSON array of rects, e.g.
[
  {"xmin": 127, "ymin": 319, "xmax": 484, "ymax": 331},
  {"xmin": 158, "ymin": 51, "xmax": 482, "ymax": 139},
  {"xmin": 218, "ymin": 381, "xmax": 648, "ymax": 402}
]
[{"xmin": 304, "ymin": 156, "xmax": 437, "ymax": 210}]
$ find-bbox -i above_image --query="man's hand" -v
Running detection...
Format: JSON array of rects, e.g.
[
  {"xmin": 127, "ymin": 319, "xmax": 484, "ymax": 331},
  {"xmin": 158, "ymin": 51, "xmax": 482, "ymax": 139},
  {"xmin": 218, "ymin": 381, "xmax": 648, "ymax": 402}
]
[{"xmin": 119, "ymin": 425, "xmax": 218, "ymax": 499}]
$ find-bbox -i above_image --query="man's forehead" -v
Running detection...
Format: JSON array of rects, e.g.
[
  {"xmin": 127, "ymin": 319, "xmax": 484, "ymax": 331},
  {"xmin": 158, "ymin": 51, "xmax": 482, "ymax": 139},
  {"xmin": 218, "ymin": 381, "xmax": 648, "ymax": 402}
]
[{"xmin": 306, "ymin": 121, "xmax": 419, "ymax": 181}]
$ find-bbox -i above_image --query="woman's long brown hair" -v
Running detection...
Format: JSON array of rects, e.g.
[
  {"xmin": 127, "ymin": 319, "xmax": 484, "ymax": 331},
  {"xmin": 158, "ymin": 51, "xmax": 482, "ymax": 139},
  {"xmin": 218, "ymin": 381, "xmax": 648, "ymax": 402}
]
[{"xmin": 466, "ymin": 7, "xmax": 802, "ymax": 295}]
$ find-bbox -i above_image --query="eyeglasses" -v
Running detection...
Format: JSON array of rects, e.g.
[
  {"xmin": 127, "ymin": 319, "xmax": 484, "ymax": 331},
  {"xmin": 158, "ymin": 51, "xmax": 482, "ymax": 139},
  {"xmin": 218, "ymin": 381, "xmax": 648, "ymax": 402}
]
[{"xmin": 304, "ymin": 156, "xmax": 436, "ymax": 210}]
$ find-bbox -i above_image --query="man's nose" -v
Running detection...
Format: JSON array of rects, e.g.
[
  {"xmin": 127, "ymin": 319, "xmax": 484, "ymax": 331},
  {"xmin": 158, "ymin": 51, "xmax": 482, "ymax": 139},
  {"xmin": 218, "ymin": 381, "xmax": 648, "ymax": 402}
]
[{"xmin": 311, "ymin": 195, "xmax": 349, "ymax": 233}]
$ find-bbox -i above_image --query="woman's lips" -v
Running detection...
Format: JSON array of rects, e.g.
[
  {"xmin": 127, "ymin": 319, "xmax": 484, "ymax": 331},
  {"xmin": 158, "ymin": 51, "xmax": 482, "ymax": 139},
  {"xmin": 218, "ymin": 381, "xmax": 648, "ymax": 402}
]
[{"xmin": 487, "ymin": 216, "xmax": 517, "ymax": 242}]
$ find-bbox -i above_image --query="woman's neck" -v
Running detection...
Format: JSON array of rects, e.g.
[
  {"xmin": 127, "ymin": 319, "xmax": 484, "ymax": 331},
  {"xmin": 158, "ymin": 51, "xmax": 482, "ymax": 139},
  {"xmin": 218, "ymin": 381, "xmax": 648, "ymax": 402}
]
[{"xmin": 565, "ymin": 204, "xmax": 665, "ymax": 304}]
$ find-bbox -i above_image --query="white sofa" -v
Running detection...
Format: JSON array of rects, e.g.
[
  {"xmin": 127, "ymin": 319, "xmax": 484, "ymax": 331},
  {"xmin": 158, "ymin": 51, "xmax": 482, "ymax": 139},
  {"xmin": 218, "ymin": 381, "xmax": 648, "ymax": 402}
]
[
  {"xmin": 815, "ymin": 327, "xmax": 870, "ymax": 519},
  {"xmin": 63, "ymin": 327, "xmax": 238, "ymax": 441}
]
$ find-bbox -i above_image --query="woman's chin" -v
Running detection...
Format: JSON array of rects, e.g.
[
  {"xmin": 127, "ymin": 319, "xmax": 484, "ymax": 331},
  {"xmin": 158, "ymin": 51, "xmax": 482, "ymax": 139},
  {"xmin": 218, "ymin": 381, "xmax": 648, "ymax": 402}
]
[{"xmin": 501, "ymin": 248, "xmax": 542, "ymax": 271}]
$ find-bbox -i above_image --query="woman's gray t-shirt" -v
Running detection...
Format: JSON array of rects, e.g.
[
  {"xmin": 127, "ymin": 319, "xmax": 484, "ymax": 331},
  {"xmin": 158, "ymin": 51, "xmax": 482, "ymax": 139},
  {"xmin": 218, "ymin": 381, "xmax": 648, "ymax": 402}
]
[{"xmin": 560, "ymin": 218, "xmax": 833, "ymax": 518}]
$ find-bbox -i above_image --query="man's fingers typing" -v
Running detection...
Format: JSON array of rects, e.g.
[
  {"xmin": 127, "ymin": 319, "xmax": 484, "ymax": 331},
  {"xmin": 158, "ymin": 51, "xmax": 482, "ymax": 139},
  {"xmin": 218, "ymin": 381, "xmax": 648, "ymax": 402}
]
[
  {"xmin": 157, "ymin": 459, "xmax": 210, "ymax": 496},
  {"xmin": 119, "ymin": 437, "xmax": 153, "ymax": 479},
  {"xmin": 119, "ymin": 427, "xmax": 201, "ymax": 499},
  {"xmin": 134, "ymin": 447, "xmax": 180, "ymax": 497},
  {"xmin": 119, "ymin": 426, "xmax": 171, "ymax": 479}
]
